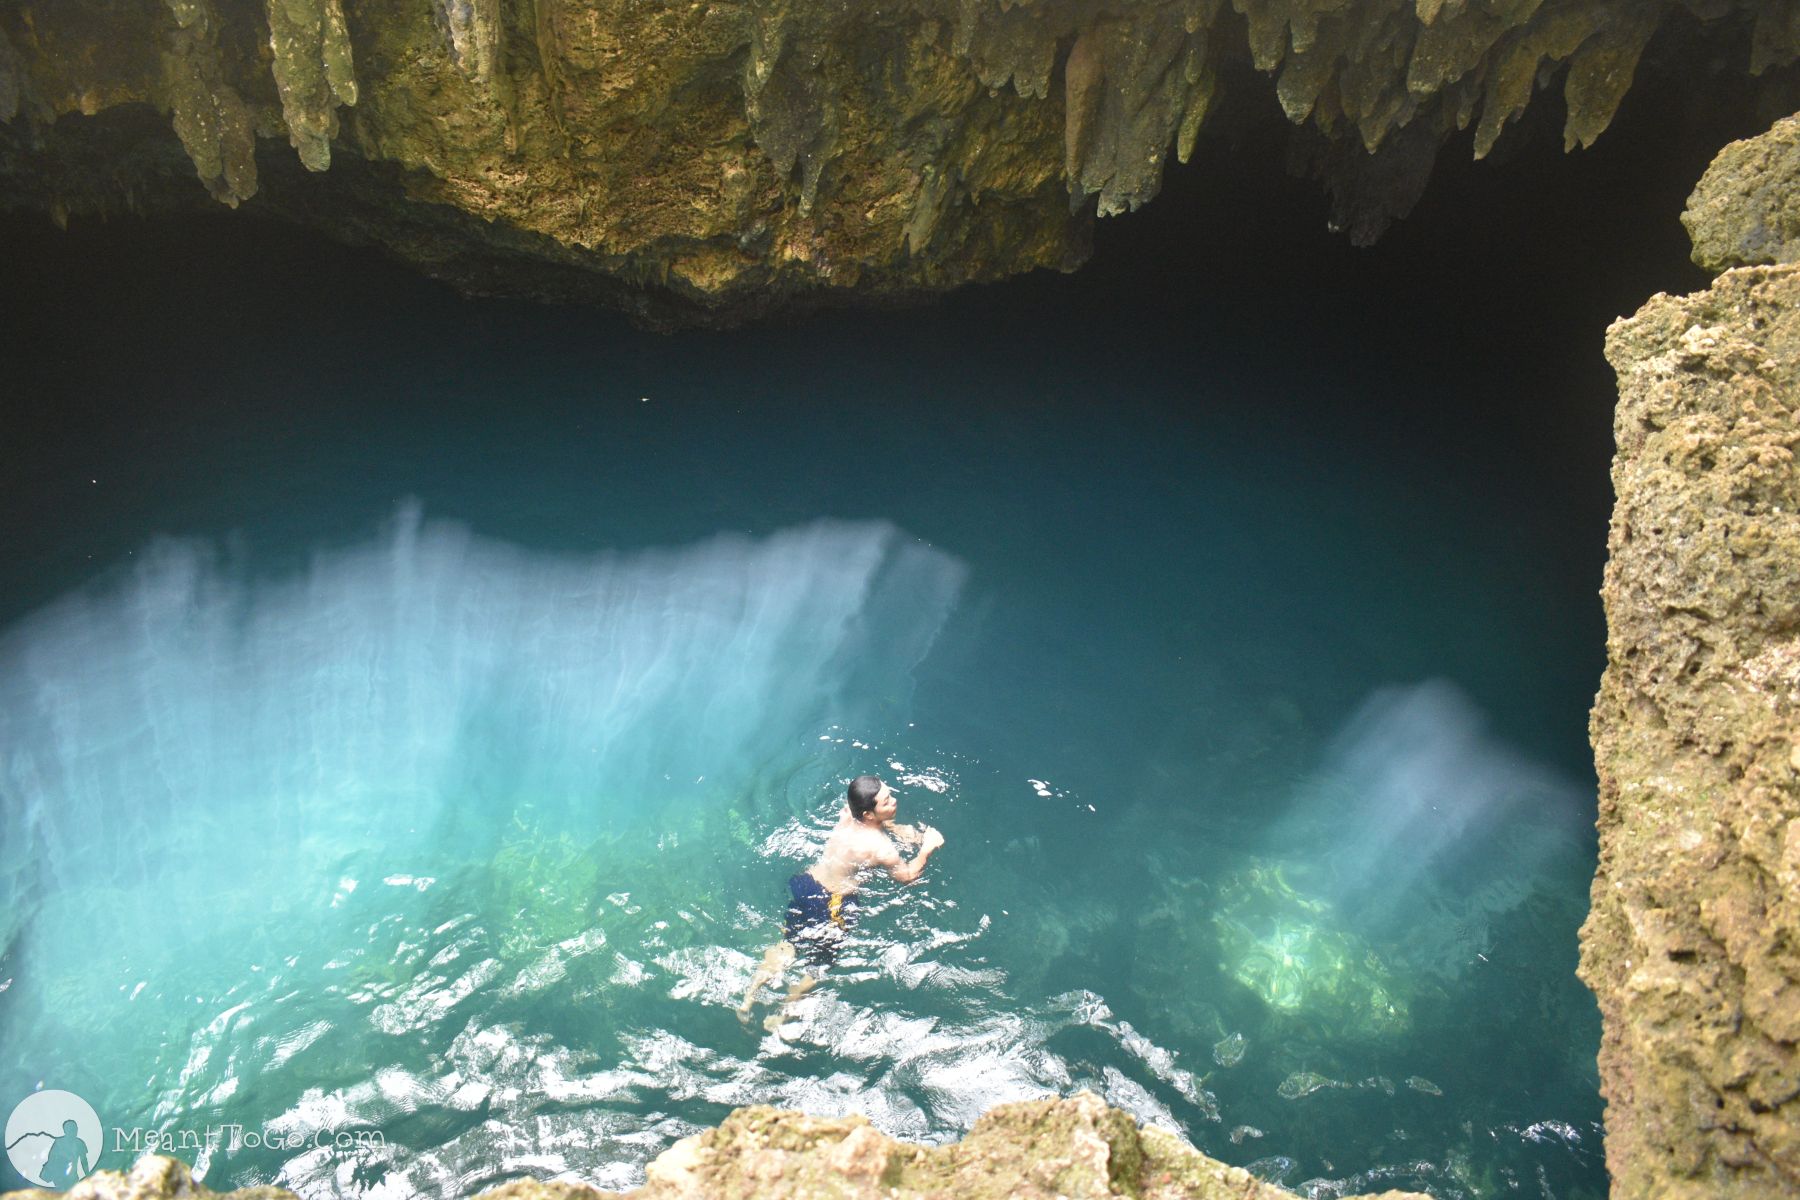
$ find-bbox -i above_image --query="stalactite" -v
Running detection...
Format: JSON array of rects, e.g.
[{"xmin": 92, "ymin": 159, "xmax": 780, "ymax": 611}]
[
  {"xmin": 0, "ymin": 26, "xmax": 23, "ymax": 124},
  {"xmin": 529, "ymin": 0, "xmax": 570, "ymax": 150},
  {"xmin": 160, "ymin": 0, "xmax": 257, "ymax": 206},
  {"xmin": 265, "ymin": 0, "xmax": 358, "ymax": 172}
]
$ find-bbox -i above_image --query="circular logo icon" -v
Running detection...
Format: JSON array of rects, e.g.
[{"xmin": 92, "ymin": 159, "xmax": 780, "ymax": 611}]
[{"xmin": 5, "ymin": 1090, "xmax": 101, "ymax": 1190}]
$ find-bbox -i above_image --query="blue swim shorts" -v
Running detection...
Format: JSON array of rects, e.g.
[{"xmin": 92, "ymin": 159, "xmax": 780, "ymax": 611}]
[{"xmin": 784, "ymin": 872, "xmax": 858, "ymax": 966}]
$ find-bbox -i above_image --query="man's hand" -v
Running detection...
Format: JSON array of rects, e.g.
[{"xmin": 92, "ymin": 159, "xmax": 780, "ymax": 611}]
[{"xmin": 919, "ymin": 825, "xmax": 945, "ymax": 852}]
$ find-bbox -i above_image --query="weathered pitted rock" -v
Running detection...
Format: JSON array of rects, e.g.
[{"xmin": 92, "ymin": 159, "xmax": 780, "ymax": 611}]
[
  {"xmin": 497, "ymin": 1092, "xmax": 1428, "ymax": 1199},
  {"xmin": 8, "ymin": 1095, "xmax": 1425, "ymax": 1200},
  {"xmin": 1581, "ymin": 110, "xmax": 1800, "ymax": 1199},
  {"xmin": 7, "ymin": 1153, "xmax": 297, "ymax": 1199},
  {"xmin": 1686, "ymin": 112, "xmax": 1800, "ymax": 273},
  {"xmin": 0, "ymin": 0, "xmax": 1794, "ymax": 324}
]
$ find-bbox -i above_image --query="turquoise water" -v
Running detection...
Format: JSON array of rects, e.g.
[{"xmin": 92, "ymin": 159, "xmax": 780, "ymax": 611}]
[{"xmin": 0, "ymin": 212, "xmax": 1609, "ymax": 1198}]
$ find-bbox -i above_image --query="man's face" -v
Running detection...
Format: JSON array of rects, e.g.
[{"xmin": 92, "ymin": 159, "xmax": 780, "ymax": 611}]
[{"xmin": 873, "ymin": 783, "xmax": 898, "ymax": 821}]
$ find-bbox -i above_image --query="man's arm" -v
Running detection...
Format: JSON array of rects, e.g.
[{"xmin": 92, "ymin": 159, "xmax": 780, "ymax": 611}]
[
  {"xmin": 879, "ymin": 826, "xmax": 945, "ymax": 884},
  {"xmin": 884, "ymin": 819, "xmax": 923, "ymax": 846}
]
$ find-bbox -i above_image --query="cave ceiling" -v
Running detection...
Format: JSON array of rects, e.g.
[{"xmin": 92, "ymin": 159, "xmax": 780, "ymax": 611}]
[{"xmin": 1, "ymin": 0, "xmax": 1797, "ymax": 326}]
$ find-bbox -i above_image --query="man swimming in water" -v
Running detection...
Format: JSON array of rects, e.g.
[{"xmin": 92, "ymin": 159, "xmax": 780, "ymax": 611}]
[{"xmin": 737, "ymin": 775, "xmax": 945, "ymax": 1032}]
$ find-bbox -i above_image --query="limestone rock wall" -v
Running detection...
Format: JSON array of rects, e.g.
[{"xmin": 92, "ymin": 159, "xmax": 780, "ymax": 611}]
[
  {"xmin": 10, "ymin": 1094, "xmax": 1426, "ymax": 1200},
  {"xmin": 1580, "ymin": 114, "xmax": 1800, "ymax": 1199},
  {"xmin": 0, "ymin": 0, "xmax": 1795, "ymax": 324},
  {"xmin": 1685, "ymin": 112, "xmax": 1800, "ymax": 274}
]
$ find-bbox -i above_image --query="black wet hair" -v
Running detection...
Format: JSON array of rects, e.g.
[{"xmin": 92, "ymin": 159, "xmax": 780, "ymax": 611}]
[{"xmin": 847, "ymin": 775, "xmax": 884, "ymax": 820}]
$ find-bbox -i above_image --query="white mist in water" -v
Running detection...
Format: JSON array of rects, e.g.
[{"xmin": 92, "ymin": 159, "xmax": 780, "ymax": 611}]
[
  {"xmin": 1291, "ymin": 679, "xmax": 1588, "ymax": 977},
  {"xmin": 0, "ymin": 503, "xmax": 966, "ymax": 968}
]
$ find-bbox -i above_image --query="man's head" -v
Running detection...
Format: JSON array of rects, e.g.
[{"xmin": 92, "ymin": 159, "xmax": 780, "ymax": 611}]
[{"xmin": 847, "ymin": 775, "xmax": 896, "ymax": 824}]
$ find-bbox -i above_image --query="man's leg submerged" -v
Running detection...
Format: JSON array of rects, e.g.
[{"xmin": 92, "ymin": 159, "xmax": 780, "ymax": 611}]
[
  {"xmin": 743, "ymin": 876, "xmax": 853, "ymax": 1032},
  {"xmin": 766, "ymin": 969, "xmax": 819, "ymax": 1033},
  {"xmin": 737, "ymin": 940, "xmax": 796, "ymax": 1022}
]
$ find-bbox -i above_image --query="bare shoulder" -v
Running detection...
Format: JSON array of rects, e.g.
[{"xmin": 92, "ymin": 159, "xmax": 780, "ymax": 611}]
[{"xmin": 852, "ymin": 824, "xmax": 902, "ymax": 865}]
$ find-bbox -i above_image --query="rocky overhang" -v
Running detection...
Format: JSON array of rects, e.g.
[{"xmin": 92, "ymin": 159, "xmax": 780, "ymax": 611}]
[{"xmin": 1, "ymin": 0, "xmax": 1796, "ymax": 326}]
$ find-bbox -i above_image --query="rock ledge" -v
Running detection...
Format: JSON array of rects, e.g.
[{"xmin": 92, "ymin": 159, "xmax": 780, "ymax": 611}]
[{"xmin": 10, "ymin": 1093, "xmax": 1427, "ymax": 1200}]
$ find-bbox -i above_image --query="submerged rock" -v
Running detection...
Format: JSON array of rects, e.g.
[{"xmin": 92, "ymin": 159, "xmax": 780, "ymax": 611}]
[
  {"xmin": 1211, "ymin": 858, "xmax": 1410, "ymax": 1035},
  {"xmin": 1277, "ymin": 1069, "xmax": 1348, "ymax": 1099},
  {"xmin": 1211, "ymin": 1030, "xmax": 1247, "ymax": 1066},
  {"xmin": 1243, "ymin": 1154, "xmax": 1297, "ymax": 1185},
  {"xmin": 1582, "ymin": 110, "xmax": 1800, "ymax": 1199}
]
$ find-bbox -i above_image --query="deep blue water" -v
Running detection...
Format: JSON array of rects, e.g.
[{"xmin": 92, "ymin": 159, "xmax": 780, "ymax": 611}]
[{"xmin": 0, "ymin": 108, "xmax": 1709, "ymax": 1195}]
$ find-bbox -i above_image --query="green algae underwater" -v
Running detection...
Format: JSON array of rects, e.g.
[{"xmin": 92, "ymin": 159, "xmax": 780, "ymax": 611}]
[{"xmin": 0, "ymin": 196, "xmax": 1621, "ymax": 1198}]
